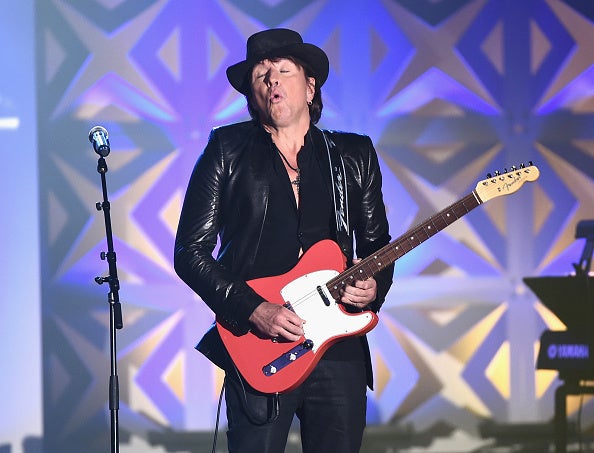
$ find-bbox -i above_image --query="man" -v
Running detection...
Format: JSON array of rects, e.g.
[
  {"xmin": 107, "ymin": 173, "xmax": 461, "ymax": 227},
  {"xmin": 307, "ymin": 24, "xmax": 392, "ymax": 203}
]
[{"xmin": 174, "ymin": 28, "xmax": 394, "ymax": 453}]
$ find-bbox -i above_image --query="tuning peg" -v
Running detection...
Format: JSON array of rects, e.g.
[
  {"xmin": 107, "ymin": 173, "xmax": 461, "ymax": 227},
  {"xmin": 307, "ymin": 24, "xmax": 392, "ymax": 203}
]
[
  {"xmin": 486, "ymin": 173, "xmax": 492, "ymax": 178},
  {"xmin": 528, "ymin": 161, "xmax": 533, "ymax": 166},
  {"xmin": 494, "ymin": 170, "xmax": 500, "ymax": 176},
  {"xmin": 511, "ymin": 165, "xmax": 517, "ymax": 171}
]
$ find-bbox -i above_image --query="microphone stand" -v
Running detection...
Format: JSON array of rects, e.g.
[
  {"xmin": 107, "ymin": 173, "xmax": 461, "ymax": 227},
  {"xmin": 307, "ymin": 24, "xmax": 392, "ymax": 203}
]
[{"xmin": 94, "ymin": 155, "xmax": 123, "ymax": 453}]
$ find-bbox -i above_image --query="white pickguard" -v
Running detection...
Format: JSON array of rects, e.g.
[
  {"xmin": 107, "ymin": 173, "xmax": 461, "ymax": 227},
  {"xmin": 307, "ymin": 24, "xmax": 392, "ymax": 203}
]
[{"xmin": 280, "ymin": 269, "xmax": 375, "ymax": 353}]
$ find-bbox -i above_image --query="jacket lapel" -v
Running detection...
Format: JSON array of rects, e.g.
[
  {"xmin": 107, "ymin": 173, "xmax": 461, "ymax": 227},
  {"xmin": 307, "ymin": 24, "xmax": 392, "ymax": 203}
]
[{"xmin": 309, "ymin": 126, "xmax": 351, "ymax": 242}]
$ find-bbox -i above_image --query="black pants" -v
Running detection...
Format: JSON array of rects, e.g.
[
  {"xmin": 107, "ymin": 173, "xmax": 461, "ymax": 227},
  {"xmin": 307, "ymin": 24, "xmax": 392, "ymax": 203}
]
[{"xmin": 224, "ymin": 359, "xmax": 367, "ymax": 453}]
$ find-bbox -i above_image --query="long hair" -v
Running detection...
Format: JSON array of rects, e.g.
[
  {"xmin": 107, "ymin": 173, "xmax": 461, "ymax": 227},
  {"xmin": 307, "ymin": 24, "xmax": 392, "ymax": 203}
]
[{"xmin": 245, "ymin": 56, "xmax": 323, "ymax": 124}]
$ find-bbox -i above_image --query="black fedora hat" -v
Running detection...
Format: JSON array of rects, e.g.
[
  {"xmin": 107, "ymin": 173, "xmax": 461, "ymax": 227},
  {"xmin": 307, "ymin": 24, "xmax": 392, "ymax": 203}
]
[{"xmin": 226, "ymin": 28, "xmax": 329, "ymax": 95}]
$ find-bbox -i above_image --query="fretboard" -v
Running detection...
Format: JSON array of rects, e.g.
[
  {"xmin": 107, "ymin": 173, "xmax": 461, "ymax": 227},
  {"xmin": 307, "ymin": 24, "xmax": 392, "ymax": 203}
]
[{"xmin": 326, "ymin": 191, "xmax": 482, "ymax": 300}]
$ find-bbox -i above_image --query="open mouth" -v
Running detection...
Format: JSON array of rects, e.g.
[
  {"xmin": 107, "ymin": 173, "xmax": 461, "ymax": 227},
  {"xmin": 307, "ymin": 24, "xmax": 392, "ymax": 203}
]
[{"xmin": 270, "ymin": 89, "xmax": 283, "ymax": 102}]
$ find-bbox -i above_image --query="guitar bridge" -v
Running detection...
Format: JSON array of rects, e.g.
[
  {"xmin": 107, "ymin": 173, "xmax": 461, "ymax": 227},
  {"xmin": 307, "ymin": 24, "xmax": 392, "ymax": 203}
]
[{"xmin": 262, "ymin": 339, "xmax": 314, "ymax": 376}]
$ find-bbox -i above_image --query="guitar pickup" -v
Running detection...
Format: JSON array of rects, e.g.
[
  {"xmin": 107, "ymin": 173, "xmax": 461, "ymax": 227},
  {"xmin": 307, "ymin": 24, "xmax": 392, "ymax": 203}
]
[{"xmin": 262, "ymin": 339, "xmax": 314, "ymax": 376}]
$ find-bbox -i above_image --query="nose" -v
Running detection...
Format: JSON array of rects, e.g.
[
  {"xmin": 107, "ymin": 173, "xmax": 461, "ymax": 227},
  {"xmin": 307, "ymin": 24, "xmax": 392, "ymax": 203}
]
[{"xmin": 266, "ymin": 69, "xmax": 280, "ymax": 87}]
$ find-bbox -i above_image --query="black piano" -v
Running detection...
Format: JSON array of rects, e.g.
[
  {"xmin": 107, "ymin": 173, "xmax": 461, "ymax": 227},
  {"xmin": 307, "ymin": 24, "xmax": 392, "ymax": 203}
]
[{"xmin": 524, "ymin": 219, "xmax": 594, "ymax": 453}]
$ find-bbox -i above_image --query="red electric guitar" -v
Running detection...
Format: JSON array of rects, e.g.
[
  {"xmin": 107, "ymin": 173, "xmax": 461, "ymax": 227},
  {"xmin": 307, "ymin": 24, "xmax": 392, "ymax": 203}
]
[{"xmin": 217, "ymin": 164, "xmax": 540, "ymax": 393}]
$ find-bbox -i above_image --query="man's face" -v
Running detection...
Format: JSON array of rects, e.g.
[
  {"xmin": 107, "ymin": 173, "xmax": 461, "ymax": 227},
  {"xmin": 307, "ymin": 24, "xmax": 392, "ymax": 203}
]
[{"xmin": 249, "ymin": 58, "xmax": 315, "ymax": 128}]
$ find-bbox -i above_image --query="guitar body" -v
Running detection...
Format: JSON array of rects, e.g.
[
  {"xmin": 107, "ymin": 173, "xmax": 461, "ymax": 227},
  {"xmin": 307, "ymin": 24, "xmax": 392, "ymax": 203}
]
[{"xmin": 217, "ymin": 239, "xmax": 379, "ymax": 394}]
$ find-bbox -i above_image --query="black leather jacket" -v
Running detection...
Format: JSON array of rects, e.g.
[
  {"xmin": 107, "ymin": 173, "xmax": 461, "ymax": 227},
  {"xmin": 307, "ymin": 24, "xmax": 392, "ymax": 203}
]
[{"xmin": 174, "ymin": 121, "xmax": 394, "ymax": 386}]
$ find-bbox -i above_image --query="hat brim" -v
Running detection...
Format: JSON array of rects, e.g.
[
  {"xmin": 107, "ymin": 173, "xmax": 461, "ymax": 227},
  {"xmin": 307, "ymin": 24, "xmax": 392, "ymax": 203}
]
[{"xmin": 226, "ymin": 43, "xmax": 329, "ymax": 95}]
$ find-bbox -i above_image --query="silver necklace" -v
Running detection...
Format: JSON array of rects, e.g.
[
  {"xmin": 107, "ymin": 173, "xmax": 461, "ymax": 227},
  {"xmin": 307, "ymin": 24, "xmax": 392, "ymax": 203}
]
[{"xmin": 277, "ymin": 149, "xmax": 300, "ymax": 191}]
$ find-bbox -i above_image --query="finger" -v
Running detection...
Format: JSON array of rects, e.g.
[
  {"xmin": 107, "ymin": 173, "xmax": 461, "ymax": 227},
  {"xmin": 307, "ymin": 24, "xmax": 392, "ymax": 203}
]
[
  {"xmin": 343, "ymin": 283, "xmax": 368, "ymax": 299},
  {"xmin": 276, "ymin": 311, "xmax": 305, "ymax": 339},
  {"xmin": 282, "ymin": 310, "xmax": 305, "ymax": 329},
  {"xmin": 341, "ymin": 292, "xmax": 363, "ymax": 306},
  {"xmin": 275, "ymin": 324, "xmax": 304, "ymax": 342},
  {"xmin": 281, "ymin": 320, "xmax": 304, "ymax": 337},
  {"xmin": 341, "ymin": 283, "xmax": 375, "ymax": 306}
]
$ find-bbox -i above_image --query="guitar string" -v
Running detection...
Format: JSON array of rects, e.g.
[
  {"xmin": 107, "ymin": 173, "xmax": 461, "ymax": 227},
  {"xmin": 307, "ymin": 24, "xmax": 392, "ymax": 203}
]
[{"xmin": 285, "ymin": 287, "xmax": 321, "ymax": 310}]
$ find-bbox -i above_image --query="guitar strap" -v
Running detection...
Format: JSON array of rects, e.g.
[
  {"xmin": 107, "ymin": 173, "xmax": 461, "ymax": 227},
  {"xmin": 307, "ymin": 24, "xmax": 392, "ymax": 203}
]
[{"xmin": 322, "ymin": 131, "xmax": 350, "ymax": 251}]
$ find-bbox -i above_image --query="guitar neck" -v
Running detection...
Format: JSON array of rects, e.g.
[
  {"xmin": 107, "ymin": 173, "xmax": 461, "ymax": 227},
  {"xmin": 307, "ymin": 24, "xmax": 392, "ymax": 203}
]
[{"xmin": 326, "ymin": 191, "xmax": 482, "ymax": 300}]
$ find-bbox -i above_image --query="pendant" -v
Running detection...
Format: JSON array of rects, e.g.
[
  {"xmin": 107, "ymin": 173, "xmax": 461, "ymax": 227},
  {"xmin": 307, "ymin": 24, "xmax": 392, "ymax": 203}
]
[{"xmin": 291, "ymin": 175, "xmax": 300, "ymax": 193}]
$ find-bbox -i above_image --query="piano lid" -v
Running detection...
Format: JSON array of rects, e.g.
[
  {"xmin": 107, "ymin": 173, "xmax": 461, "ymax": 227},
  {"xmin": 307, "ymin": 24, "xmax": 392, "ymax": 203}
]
[{"xmin": 524, "ymin": 276, "xmax": 594, "ymax": 334}]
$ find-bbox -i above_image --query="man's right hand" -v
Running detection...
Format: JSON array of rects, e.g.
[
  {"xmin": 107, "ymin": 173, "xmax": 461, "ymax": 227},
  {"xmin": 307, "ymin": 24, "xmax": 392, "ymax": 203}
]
[{"xmin": 248, "ymin": 301, "xmax": 305, "ymax": 341}]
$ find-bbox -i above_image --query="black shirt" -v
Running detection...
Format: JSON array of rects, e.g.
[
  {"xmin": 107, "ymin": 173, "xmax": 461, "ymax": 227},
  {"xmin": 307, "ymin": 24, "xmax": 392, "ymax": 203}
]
[{"xmin": 252, "ymin": 130, "xmax": 332, "ymax": 277}]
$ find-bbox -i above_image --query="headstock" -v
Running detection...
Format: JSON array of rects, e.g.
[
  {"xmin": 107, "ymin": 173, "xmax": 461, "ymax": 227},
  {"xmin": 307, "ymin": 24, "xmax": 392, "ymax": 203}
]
[{"xmin": 475, "ymin": 162, "xmax": 540, "ymax": 202}]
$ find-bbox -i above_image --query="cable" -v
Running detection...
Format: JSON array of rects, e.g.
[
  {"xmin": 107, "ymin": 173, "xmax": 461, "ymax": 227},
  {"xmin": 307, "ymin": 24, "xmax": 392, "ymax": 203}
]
[
  {"xmin": 211, "ymin": 376, "xmax": 226, "ymax": 453},
  {"xmin": 210, "ymin": 366, "xmax": 281, "ymax": 452},
  {"xmin": 231, "ymin": 363, "xmax": 280, "ymax": 425}
]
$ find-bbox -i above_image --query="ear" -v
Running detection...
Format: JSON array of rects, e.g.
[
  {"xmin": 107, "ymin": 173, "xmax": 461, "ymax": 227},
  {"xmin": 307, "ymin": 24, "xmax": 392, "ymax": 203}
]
[{"xmin": 307, "ymin": 77, "xmax": 316, "ymax": 102}]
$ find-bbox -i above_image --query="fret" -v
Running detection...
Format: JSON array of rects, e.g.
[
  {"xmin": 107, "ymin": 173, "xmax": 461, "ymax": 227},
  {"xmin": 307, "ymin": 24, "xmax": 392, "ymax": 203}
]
[
  {"xmin": 462, "ymin": 197, "xmax": 478, "ymax": 212},
  {"xmin": 431, "ymin": 213, "xmax": 449, "ymax": 231},
  {"xmin": 451, "ymin": 203, "xmax": 468, "ymax": 218},
  {"xmin": 422, "ymin": 220, "xmax": 438, "ymax": 239},
  {"xmin": 391, "ymin": 242, "xmax": 407, "ymax": 259},
  {"xmin": 359, "ymin": 261, "xmax": 372, "ymax": 278},
  {"xmin": 398, "ymin": 239, "xmax": 414, "ymax": 253},
  {"xmin": 412, "ymin": 226, "xmax": 430, "ymax": 242},
  {"xmin": 381, "ymin": 245, "xmax": 399, "ymax": 263},
  {"xmin": 405, "ymin": 235, "xmax": 420, "ymax": 249}
]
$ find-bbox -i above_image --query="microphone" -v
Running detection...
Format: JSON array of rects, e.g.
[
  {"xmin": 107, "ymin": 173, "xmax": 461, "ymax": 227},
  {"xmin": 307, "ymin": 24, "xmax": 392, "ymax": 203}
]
[{"xmin": 88, "ymin": 125, "xmax": 110, "ymax": 157}]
